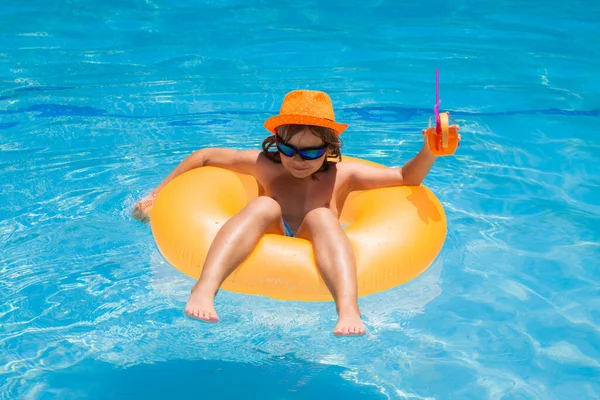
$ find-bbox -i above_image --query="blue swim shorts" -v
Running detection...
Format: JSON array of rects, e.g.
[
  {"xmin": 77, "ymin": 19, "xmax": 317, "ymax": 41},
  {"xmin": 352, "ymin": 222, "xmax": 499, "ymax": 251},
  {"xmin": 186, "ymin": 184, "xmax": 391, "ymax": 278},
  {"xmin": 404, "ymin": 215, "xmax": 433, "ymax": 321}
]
[{"xmin": 283, "ymin": 220, "xmax": 296, "ymax": 238}]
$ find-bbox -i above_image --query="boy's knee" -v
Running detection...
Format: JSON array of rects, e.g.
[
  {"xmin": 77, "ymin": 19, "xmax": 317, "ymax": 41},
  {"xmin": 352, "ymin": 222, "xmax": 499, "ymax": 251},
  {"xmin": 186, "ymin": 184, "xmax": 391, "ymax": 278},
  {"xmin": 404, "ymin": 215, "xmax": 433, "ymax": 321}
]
[
  {"xmin": 296, "ymin": 207, "xmax": 341, "ymax": 241},
  {"xmin": 303, "ymin": 207, "xmax": 336, "ymax": 226},
  {"xmin": 249, "ymin": 196, "xmax": 282, "ymax": 221}
]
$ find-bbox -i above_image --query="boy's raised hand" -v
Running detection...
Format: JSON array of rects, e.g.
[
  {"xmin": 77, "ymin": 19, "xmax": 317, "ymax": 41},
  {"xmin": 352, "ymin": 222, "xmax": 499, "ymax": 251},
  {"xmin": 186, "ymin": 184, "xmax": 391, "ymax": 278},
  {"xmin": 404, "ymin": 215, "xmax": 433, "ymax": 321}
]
[
  {"xmin": 133, "ymin": 193, "xmax": 157, "ymax": 223},
  {"xmin": 420, "ymin": 128, "xmax": 462, "ymax": 151}
]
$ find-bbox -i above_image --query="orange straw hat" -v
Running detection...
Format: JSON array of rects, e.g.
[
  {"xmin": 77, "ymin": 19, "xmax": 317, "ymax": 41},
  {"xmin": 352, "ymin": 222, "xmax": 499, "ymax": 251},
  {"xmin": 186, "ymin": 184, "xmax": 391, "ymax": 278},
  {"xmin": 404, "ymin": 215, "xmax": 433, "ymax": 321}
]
[{"xmin": 264, "ymin": 90, "xmax": 348, "ymax": 135}]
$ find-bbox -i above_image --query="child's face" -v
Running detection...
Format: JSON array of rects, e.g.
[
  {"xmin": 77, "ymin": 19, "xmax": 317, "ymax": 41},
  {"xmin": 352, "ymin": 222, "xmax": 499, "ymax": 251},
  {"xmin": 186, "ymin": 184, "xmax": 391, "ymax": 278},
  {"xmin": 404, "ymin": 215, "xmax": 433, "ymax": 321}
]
[{"xmin": 278, "ymin": 127, "xmax": 329, "ymax": 178}]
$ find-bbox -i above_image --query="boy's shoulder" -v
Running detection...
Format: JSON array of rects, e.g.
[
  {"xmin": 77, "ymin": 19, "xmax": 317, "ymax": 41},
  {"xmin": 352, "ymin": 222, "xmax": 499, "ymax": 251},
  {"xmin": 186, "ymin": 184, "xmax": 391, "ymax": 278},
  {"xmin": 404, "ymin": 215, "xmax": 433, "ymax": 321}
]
[{"xmin": 333, "ymin": 159, "xmax": 362, "ymax": 173}]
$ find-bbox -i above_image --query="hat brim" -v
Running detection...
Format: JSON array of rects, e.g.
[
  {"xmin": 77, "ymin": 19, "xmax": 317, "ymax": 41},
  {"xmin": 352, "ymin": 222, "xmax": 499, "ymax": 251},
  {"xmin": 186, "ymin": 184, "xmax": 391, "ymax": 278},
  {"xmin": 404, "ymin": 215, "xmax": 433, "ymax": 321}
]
[{"xmin": 264, "ymin": 114, "xmax": 348, "ymax": 135}]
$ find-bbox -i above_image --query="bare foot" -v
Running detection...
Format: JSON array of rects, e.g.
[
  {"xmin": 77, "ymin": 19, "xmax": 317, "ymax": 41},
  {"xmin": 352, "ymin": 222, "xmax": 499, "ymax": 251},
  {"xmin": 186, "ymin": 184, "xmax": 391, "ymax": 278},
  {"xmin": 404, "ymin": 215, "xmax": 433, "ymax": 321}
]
[
  {"xmin": 184, "ymin": 282, "xmax": 220, "ymax": 322},
  {"xmin": 333, "ymin": 307, "xmax": 365, "ymax": 337}
]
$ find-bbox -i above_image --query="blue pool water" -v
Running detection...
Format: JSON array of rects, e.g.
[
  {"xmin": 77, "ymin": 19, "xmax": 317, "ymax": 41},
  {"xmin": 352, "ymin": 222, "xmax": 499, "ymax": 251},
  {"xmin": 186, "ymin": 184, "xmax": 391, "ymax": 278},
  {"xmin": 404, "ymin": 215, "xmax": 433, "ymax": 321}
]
[{"xmin": 1, "ymin": 0, "xmax": 599, "ymax": 398}]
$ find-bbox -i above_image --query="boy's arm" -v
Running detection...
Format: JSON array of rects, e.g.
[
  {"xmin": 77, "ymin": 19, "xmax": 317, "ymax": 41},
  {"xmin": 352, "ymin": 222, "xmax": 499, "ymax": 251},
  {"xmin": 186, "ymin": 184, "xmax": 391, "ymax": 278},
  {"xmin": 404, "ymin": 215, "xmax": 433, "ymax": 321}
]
[
  {"xmin": 150, "ymin": 148, "xmax": 260, "ymax": 196},
  {"xmin": 347, "ymin": 135, "xmax": 438, "ymax": 191},
  {"xmin": 398, "ymin": 143, "xmax": 437, "ymax": 186},
  {"xmin": 133, "ymin": 148, "xmax": 260, "ymax": 221}
]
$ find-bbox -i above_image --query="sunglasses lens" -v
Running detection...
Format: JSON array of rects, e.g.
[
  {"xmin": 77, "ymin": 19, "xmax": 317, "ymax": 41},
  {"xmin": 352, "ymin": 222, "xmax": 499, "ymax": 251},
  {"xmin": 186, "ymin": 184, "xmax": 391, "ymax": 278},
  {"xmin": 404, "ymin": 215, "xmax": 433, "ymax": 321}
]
[
  {"xmin": 299, "ymin": 148, "xmax": 326, "ymax": 160},
  {"xmin": 277, "ymin": 142, "xmax": 296, "ymax": 157}
]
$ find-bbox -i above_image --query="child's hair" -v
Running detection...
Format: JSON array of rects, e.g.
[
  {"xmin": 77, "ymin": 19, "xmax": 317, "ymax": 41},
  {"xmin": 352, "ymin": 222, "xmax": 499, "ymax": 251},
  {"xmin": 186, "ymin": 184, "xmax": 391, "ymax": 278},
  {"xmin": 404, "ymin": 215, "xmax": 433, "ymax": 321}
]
[{"xmin": 262, "ymin": 124, "xmax": 343, "ymax": 176}]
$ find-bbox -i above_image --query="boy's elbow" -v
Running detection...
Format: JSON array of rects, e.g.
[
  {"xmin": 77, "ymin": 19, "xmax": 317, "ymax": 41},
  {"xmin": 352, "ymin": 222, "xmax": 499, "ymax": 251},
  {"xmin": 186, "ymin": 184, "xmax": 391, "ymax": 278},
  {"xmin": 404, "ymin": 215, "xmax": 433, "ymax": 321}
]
[
  {"xmin": 403, "ymin": 178, "xmax": 423, "ymax": 186},
  {"xmin": 399, "ymin": 168, "xmax": 422, "ymax": 186},
  {"xmin": 188, "ymin": 149, "xmax": 208, "ymax": 167}
]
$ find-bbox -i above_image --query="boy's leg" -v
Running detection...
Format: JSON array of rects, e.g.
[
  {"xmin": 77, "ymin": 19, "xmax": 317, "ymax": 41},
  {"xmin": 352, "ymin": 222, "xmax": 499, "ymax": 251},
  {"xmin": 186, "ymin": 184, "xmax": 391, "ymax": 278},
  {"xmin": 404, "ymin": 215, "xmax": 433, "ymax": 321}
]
[
  {"xmin": 185, "ymin": 196, "xmax": 285, "ymax": 322},
  {"xmin": 296, "ymin": 208, "xmax": 365, "ymax": 336}
]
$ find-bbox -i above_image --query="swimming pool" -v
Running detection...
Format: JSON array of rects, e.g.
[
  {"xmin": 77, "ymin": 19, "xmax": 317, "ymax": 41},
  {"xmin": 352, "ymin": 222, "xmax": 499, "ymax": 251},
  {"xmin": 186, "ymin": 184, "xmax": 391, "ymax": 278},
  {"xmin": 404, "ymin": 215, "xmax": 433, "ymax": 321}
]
[{"xmin": 1, "ymin": 0, "xmax": 598, "ymax": 398}]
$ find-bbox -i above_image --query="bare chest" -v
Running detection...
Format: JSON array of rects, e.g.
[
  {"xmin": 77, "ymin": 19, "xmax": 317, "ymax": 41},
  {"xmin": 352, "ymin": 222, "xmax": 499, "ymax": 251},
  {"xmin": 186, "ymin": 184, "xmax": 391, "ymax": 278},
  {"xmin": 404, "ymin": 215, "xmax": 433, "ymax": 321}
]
[{"xmin": 263, "ymin": 172, "xmax": 341, "ymax": 224}]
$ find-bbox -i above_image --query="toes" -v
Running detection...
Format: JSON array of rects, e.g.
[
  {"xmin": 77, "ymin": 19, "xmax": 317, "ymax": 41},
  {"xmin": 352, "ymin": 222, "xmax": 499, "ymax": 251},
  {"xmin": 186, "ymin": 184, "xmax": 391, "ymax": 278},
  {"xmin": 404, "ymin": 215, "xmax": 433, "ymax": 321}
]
[
  {"xmin": 193, "ymin": 310, "xmax": 219, "ymax": 323},
  {"xmin": 334, "ymin": 325, "xmax": 351, "ymax": 336},
  {"xmin": 333, "ymin": 326, "xmax": 345, "ymax": 337},
  {"xmin": 184, "ymin": 306, "xmax": 219, "ymax": 323},
  {"xmin": 334, "ymin": 324, "xmax": 366, "ymax": 337},
  {"xmin": 205, "ymin": 311, "xmax": 219, "ymax": 323}
]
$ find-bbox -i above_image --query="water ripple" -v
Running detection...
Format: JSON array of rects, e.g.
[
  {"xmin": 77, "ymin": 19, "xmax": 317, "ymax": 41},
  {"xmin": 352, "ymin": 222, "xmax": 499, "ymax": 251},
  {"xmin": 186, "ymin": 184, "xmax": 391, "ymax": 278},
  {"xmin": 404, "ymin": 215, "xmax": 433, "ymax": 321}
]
[{"xmin": 1, "ymin": 0, "xmax": 600, "ymax": 398}]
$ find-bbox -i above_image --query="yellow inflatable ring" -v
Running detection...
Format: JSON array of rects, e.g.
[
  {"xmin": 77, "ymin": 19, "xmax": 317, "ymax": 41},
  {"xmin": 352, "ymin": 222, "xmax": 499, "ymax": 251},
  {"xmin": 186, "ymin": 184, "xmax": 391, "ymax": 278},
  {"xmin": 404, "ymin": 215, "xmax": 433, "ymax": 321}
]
[{"xmin": 150, "ymin": 157, "xmax": 446, "ymax": 301}]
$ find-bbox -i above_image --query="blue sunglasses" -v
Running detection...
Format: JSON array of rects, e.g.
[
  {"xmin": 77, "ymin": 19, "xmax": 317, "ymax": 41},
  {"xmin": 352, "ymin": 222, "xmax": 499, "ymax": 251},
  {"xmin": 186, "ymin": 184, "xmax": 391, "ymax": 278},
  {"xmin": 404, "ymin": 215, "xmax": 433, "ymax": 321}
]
[{"xmin": 276, "ymin": 137, "xmax": 328, "ymax": 161}]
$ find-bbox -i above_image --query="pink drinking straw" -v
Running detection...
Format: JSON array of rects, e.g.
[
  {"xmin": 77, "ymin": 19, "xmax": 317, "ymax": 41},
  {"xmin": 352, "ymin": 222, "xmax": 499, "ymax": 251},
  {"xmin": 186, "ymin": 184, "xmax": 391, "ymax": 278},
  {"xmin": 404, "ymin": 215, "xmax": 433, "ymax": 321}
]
[{"xmin": 434, "ymin": 68, "xmax": 441, "ymax": 133}]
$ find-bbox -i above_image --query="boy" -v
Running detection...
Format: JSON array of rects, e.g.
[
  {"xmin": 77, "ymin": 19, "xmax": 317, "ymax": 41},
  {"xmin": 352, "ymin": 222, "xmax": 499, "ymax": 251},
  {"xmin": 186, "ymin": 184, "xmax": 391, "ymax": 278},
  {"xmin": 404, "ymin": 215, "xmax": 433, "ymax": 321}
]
[{"xmin": 134, "ymin": 90, "xmax": 455, "ymax": 336}]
